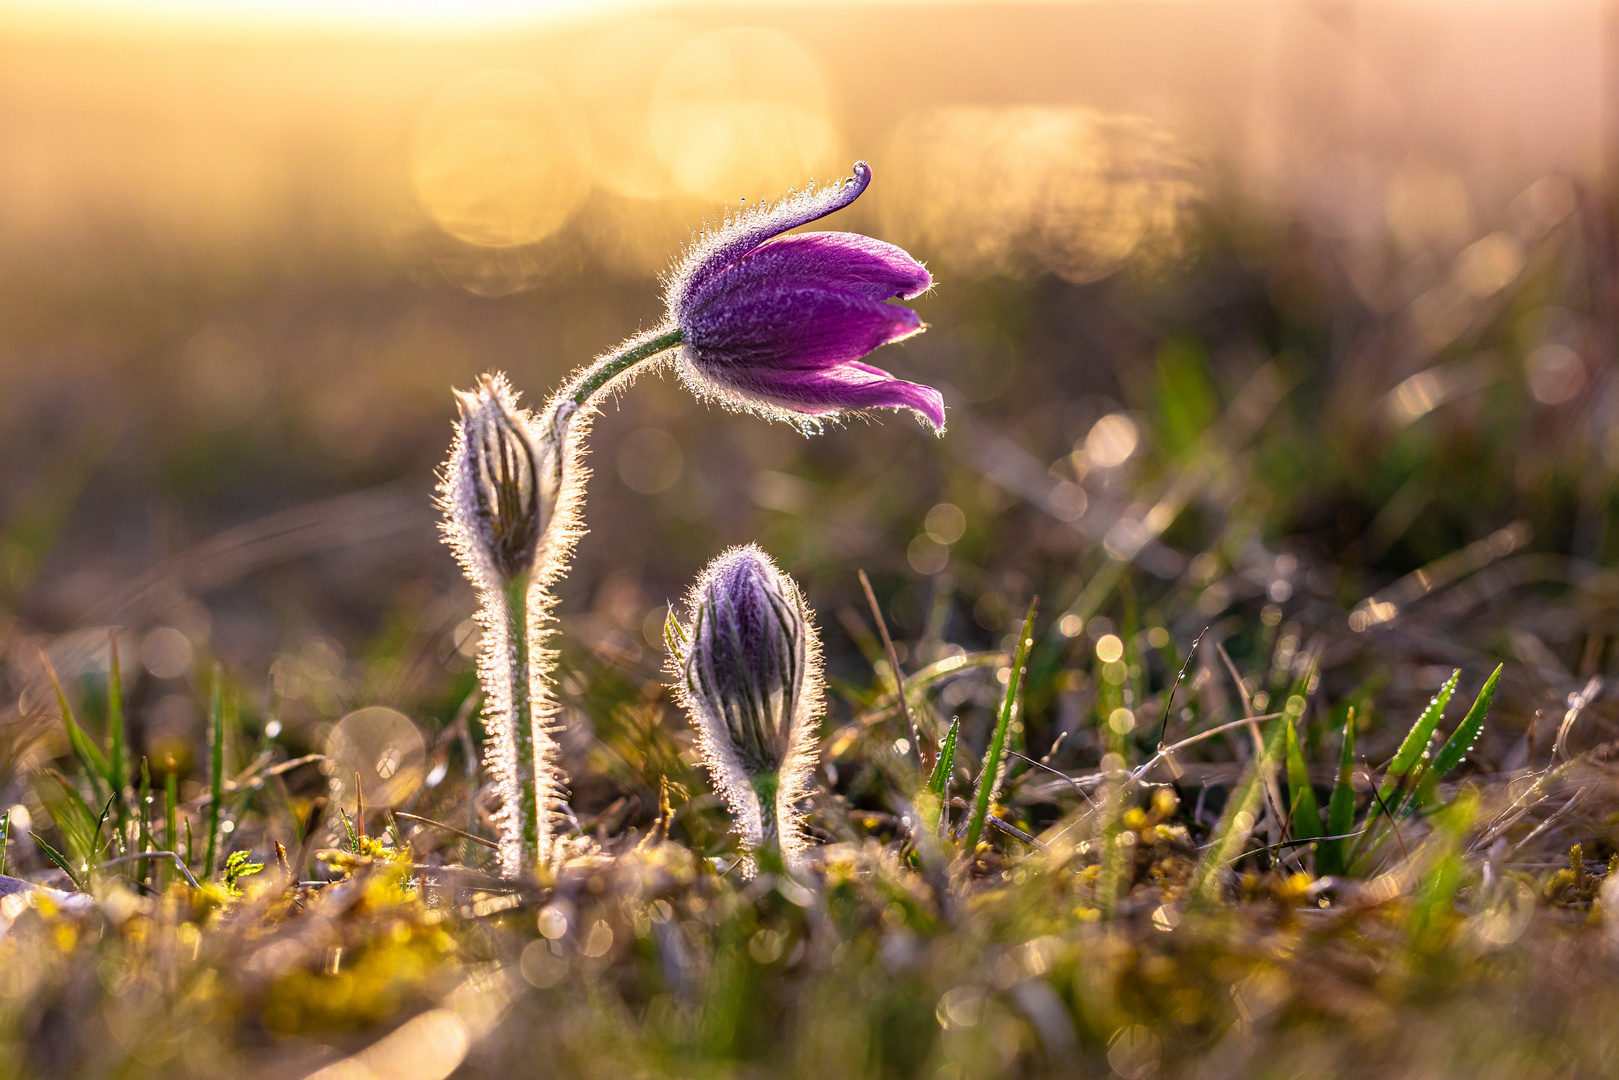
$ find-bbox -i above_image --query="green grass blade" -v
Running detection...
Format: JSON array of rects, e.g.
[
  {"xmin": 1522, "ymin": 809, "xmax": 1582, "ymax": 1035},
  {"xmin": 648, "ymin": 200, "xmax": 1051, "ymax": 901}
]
[
  {"xmin": 90, "ymin": 793, "xmax": 115, "ymax": 871},
  {"xmin": 40, "ymin": 653, "xmax": 110, "ymax": 808},
  {"xmin": 1190, "ymin": 714, "xmax": 1287, "ymax": 904},
  {"xmin": 927, "ymin": 717, "xmax": 960, "ymax": 797},
  {"xmin": 136, "ymin": 758, "xmax": 152, "ymax": 887},
  {"xmin": 1327, "ymin": 709, "xmax": 1358, "ymax": 838},
  {"xmin": 203, "ymin": 665, "xmax": 225, "ymax": 878},
  {"xmin": 38, "ymin": 770, "xmax": 99, "ymax": 865},
  {"xmin": 107, "ymin": 634, "xmax": 130, "ymax": 856},
  {"xmin": 1316, "ymin": 709, "xmax": 1358, "ymax": 876},
  {"xmin": 107, "ymin": 633, "xmax": 127, "ymax": 799},
  {"xmin": 339, "ymin": 807, "xmax": 360, "ymax": 852},
  {"xmin": 1284, "ymin": 718, "xmax": 1321, "ymax": 841},
  {"xmin": 30, "ymin": 832, "xmax": 84, "ymax": 892},
  {"xmin": 1354, "ymin": 670, "xmax": 1459, "ymax": 857},
  {"xmin": 918, "ymin": 716, "xmax": 961, "ymax": 839},
  {"xmin": 1408, "ymin": 789, "xmax": 1480, "ymax": 951},
  {"xmin": 965, "ymin": 599, "xmax": 1038, "ymax": 852},
  {"xmin": 1388, "ymin": 670, "xmax": 1459, "ymax": 778},
  {"xmin": 1431, "ymin": 664, "xmax": 1504, "ymax": 781},
  {"xmin": 164, "ymin": 762, "xmax": 179, "ymax": 887}
]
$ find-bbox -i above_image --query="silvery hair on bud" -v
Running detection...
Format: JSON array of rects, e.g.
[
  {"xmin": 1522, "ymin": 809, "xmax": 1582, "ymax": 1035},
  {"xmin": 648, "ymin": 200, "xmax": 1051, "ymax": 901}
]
[
  {"xmin": 438, "ymin": 373, "xmax": 564, "ymax": 875},
  {"xmin": 443, "ymin": 373, "xmax": 550, "ymax": 585},
  {"xmin": 666, "ymin": 544, "xmax": 823, "ymax": 871}
]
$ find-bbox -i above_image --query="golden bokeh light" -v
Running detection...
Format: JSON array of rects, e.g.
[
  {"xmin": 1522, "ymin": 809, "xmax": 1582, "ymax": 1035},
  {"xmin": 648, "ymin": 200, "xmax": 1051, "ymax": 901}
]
[
  {"xmin": 1385, "ymin": 164, "xmax": 1473, "ymax": 255},
  {"xmin": 2, "ymin": 0, "xmax": 625, "ymax": 34},
  {"xmin": 1455, "ymin": 232, "xmax": 1525, "ymax": 297},
  {"xmin": 877, "ymin": 106, "xmax": 1199, "ymax": 283},
  {"xmin": 566, "ymin": 20, "xmax": 696, "ymax": 201},
  {"xmin": 326, "ymin": 706, "xmax": 428, "ymax": 809},
  {"xmin": 649, "ymin": 27, "xmax": 841, "ymax": 202},
  {"xmin": 1084, "ymin": 413, "xmax": 1140, "ymax": 469},
  {"xmin": 412, "ymin": 69, "xmax": 589, "ymax": 248}
]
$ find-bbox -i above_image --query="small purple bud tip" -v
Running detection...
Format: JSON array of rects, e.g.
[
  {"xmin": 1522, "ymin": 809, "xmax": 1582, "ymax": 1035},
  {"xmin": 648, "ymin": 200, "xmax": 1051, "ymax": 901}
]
[
  {"xmin": 665, "ymin": 162, "xmax": 945, "ymax": 434},
  {"xmin": 677, "ymin": 547, "xmax": 805, "ymax": 776}
]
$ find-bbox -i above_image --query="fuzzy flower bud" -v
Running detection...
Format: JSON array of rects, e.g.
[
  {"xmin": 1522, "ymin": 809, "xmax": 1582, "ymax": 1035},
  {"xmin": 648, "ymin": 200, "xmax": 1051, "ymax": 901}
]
[
  {"xmin": 443, "ymin": 374, "xmax": 556, "ymax": 585},
  {"xmin": 664, "ymin": 162, "xmax": 944, "ymax": 433},
  {"xmin": 667, "ymin": 545, "xmax": 823, "ymax": 870},
  {"xmin": 438, "ymin": 372, "xmax": 564, "ymax": 876}
]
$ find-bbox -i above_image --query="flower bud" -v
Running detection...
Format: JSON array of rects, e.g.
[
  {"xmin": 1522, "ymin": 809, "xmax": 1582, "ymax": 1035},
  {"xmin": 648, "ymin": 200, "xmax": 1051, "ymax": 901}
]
[
  {"xmin": 438, "ymin": 372, "xmax": 568, "ymax": 876},
  {"xmin": 668, "ymin": 545, "xmax": 823, "ymax": 868},
  {"xmin": 443, "ymin": 373, "xmax": 554, "ymax": 584}
]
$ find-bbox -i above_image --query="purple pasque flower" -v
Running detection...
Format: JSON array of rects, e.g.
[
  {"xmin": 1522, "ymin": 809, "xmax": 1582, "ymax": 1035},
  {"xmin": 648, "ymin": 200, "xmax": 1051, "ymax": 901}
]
[{"xmin": 665, "ymin": 161, "xmax": 944, "ymax": 433}]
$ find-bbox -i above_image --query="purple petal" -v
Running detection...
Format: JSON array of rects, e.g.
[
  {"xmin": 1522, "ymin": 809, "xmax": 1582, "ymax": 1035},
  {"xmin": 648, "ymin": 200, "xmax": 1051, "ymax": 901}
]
[
  {"xmin": 718, "ymin": 361, "xmax": 946, "ymax": 432},
  {"xmin": 685, "ymin": 285, "xmax": 923, "ymax": 372},
  {"xmin": 678, "ymin": 232, "xmax": 930, "ymax": 321},
  {"xmin": 666, "ymin": 162, "xmax": 872, "ymax": 313}
]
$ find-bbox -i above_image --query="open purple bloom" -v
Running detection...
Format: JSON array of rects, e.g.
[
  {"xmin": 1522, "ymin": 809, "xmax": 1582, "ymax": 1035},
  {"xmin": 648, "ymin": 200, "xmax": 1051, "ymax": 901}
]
[{"xmin": 665, "ymin": 162, "xmax": 944, "ymax": 433}]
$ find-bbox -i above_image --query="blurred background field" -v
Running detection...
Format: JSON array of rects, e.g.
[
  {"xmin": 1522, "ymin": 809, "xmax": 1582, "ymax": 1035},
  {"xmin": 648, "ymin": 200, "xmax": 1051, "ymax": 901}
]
[
  {"xmin": 5, "ymin": 1, "xmax": 1619, "ymax": 1076},
  {"xmin": 3, "ymin": 0, "xmax": 1614, "ymax": 718}
]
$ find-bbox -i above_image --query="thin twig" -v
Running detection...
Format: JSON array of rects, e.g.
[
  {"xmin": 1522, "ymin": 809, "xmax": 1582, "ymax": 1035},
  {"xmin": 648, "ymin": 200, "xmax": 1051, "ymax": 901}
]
[
  {"xmin": 1363, "ymin": 762, "xmax": 1409, "ymax": 863},
  {"xmin": 1130, "ymin": 714, "xmax": 1284, "ymax": 781},
  {"xmin": 986, "ymin": 815, "xmax": 1046, "ymax": 849},
  {"xmin": 355, "ymin": 772, "xmax": 366, "ymax": 839},
  {"xmin": 1006, "ymin": 750, "xmax": 1098, "ymax": 809},
  {"xmin": 1555, "ymin": 677, "xmax": 1603, "ymax": 761},
  {"xmin": 185, "ymin": 753, "xmax": 327, "ymax": 809},
  {"xmin": 1470, "ymin": 753, "xmax": 1587, "ymax": 852},
  {"xmin": 1155, "ymin": 626, "xmax": 1209, "ymax": 750},
  {"xmin": 1217, "ymin": 642, "xmax": 1287, "ymax": 848},
  {"xmin": 1210, "ymin": 830, "xmax": 1368, "ymax": 864},
  {"xmin": 1039, "ymin": 729, "xmax": 1069, "ymax": 766},
  {"xmin": 859, "ymin": 569, "xmax": 928, "ymax": 773},
  {"xmin": 393, "ymin": 812, "xmax": 500, "ymax": 850},
  {"xmin": 1038, "ymin": 712, "xmax": 1286, "ymax": 851},
  {"xmin": 99, "ymin": 851, "xmax": 200, "ymax": 890},
  {"xmin": 1261, "ymin": 830, "xmax": 1366, "ymax": 853},
  {"xmin": 1507, "ymin": 787, "xmax": 1590, "ymax": 857}
]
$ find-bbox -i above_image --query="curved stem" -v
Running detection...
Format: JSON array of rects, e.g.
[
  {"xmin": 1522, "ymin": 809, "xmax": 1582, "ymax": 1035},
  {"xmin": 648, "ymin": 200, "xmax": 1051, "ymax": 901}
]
[
  {"xmin": 565, "ymin": 327, "xmax": 683, "ymax": 408},
  {"xmin": 541, "ymin": 326, "xmax": 684, "ymax": 494},
  {"xmin": 491, "ymin": 326, "xmax": 682, "ymax": 875},
  {"xmin": 505, "ymin": 575, "xmax": 540, "ymax": 869}
]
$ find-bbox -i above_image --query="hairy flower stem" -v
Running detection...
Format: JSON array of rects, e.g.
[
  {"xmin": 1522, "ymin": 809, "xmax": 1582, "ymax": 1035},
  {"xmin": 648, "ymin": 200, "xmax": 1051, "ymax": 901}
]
[
  {"xmin": 504, "ymin": 574, "xmax": 541, "ymax": 868},
  {"xmin": 560, "ymin": 327, "xmax": 683, "ymax": 420}
]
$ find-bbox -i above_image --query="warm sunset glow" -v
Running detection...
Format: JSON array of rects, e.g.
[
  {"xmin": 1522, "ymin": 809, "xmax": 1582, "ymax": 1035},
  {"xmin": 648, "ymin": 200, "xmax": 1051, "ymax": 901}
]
[{"xmin": 0, "ymin": 0, "xmax": 645, "ymax": 34}]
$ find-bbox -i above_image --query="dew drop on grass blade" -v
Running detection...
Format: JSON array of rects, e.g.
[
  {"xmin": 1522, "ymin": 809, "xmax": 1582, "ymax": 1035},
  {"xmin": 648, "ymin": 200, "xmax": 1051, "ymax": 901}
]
[
  {"xmin": 927, "ymin": 717, "xmax": 959, "ymax": 798},
  {"xmin": 921, "ymin": 716, "xmax": 960, "ymax": 839},
  {"xmin": 1352, "ymin": 669, "xmax": 1459, "ymax": 861},
  {"xmin": 136, "ymin": 758, "xmax": 152, "ymax": 888},
  {"xmin": 1430, "ymin": 665, "xmax": 1503, "ymax": 781},
  {"xmin": 1316, "ymin": 708, "xmax": 1357, "ymax": 877}
]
